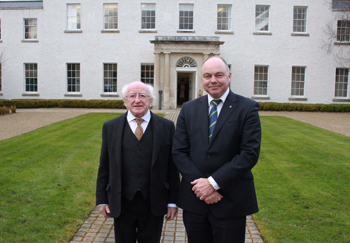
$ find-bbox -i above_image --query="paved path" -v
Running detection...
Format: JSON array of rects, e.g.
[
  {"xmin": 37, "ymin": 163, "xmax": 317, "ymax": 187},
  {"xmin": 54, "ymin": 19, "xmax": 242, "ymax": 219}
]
[{"xmin": 1, "ymin": 108, "xmax": 349, "ymax": 243}]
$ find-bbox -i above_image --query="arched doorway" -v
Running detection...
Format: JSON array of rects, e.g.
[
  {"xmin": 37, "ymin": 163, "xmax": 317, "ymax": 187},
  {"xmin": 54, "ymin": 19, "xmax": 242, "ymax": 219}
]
[{"xmin": 176, "ymin": 57, "xmax": 197, "ymax": 107}]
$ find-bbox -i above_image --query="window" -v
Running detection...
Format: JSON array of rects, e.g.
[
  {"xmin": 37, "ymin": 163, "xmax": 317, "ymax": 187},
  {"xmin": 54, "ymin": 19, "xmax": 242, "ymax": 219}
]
[
  {"xmin": 335, "ymin": 68, "xmax": 349, "ymax": 97},
  {"xmin": 0, "ymin": 19, "xmax": 1, "ymax": 40},
  {"xmin": 25, "ymin": 63, "xmax": 38, "ymax": 92},
  {"xmin": 104, "ymin": 64, "xmax": 117, "ymax": 92},
  {"xmin": 293, "ymin": 7, "xmax": 307, "ymax": 33},
  {"xmin": 179, "ymin": 4, "xmax": 194, "ymax": 30},
  {"xmin": 291, "ymin": 67, "xmax": 305, "ymax": 96},
  {"xmin": 255, "ymin": 5, "xmax": 269, "ymax": 31},
  {"xmin": 141, "ymin": 64, "xmax": 154, "ymax": 85},
  {"xmin": 141, "ymin": 4, "xmax": 156, "ymax": 29},
  {"xmin": 24, "ymin": 18, "xmax": 37, "ymax": 39},
  {"xmin": 333, "ymin": 0, "xmax": 350, "ymax": 9},
  {"xmin": 0, "ymin": 63, "xmax": 2, "ymax": 92},
  {"xmin": 67, "ymin": 4, "xmax": 81, "ymax": 30},
  {"xmin": 254, "ymin": 66, "xmax": 268, "ymax": 95},
  {"xmin": 67, "ymin": 63, "xmax": 80, "ymax": 92},
  {"xmin": 337, "ymin": 20, "xmax": 350, "ymax": 42},
  {"xmin": 104, "ymin": 4, "xmax": 118, "ymax": 30},
  {"xmin": 217, "ymin": 4, "xmax": 232, "ymax": 31}
]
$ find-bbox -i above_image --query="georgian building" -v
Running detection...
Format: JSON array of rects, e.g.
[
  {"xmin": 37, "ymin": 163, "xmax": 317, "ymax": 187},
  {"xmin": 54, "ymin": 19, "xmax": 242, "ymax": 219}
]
[{"xmin": 0, "ymin": 0, "xmax": 349, "ymax": 108}]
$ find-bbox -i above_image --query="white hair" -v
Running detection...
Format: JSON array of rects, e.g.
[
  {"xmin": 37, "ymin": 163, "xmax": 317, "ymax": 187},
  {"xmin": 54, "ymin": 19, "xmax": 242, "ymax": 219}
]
[{"xmin": 121, "ymin": 81, "xmax": 156, "ymax": 108}]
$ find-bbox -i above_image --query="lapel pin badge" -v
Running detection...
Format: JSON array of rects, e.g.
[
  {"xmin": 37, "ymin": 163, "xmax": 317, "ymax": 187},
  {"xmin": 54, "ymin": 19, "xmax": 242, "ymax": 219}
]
[{"xmin": 229, "ymin": 105, "xmax": 232, "ymax": 108}]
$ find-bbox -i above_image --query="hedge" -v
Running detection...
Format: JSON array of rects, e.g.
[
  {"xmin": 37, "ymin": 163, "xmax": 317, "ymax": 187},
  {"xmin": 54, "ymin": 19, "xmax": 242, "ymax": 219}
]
[{"xmin": 0, "ymin": 99, "xmax": 349, "ymax": 112}]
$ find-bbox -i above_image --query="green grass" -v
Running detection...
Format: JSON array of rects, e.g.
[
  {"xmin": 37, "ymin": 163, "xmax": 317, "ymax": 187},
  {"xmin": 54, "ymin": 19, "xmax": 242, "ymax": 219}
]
[
  {"xmin": 0, "ymin": 113, "xmax": 121, "ymax": 242},
  {"xmin": 253, "ymin": 116, "xmax": 350, "ymax": 243}
]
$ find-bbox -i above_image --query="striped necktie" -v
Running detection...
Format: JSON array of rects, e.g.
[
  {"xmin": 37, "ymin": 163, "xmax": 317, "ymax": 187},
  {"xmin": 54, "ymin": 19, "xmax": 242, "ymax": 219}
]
[{"xmin": 209, "ymin": 99, "xmax": 222, "ymax": 142}]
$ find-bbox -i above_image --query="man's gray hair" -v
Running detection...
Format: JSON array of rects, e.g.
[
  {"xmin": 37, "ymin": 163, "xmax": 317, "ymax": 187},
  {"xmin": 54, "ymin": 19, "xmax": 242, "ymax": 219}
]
[{"xmin": 121, "ymin": 81, "xmax": 156, "ymax": 100}]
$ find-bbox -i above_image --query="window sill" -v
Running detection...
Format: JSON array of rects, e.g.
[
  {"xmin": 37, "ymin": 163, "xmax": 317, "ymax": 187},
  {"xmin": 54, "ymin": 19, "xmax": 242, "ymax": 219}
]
[
  {"xmin": 333, "ymin": 98, "xmax": 350, "ymax": 102},
  {"xmin": 22, "ymin": 92, "xmax": 39, "ymax": 96},
  {"xmin": 291, "ymin": 32, "xmax": 309, "ymax": 37},
  {"xmin": 101, "ymin": 29, "xmax": 120, "ymax": 33},
  {"xmin": 289, "ymin": 97, "xmax": 308, "ymax": 101},
  {"xmin": 177, "ymin": 30, "xmax": 195, "ymax": 33},
  {"xmin": 334, "ymin": 41, "xmax": 350, "ymax": 45},
  {"xmin": 215, "ymin": 30, "xmax": 234, "ymax": 35},
  {"xmin": 139, "ymin": 30, "xmax": 157, "ymax": 33},
  {"xmin": 251, "ymin": 96, "xmax": 270, "ymax": 100},
  {"xmin": 64, "ymin": 93, "xmax": 82, "ymax": 97},
  {"xmin": 21, "ymin": 39, "xmax": 39, "ymax": 43},
  {"xmin": 253, "ymin": 31, "xmax": 272, "ymax": 36},
  {"xmin": 101, "ymin": 93, "xmax": 120, "ymax": 97},
  {"xmin": 64, "ymin": 30, "xmax": 83, "ymax": 33}
]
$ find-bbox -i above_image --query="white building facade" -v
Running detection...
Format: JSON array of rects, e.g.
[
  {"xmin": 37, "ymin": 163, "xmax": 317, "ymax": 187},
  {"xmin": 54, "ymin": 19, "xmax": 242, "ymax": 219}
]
[{"xmin": 0, "ymin": 0, "xmax": 349, "ymax": 108}]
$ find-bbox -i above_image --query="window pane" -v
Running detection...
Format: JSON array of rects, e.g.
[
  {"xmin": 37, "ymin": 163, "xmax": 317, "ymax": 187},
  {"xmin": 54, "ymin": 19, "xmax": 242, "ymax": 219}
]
[
  {"xmin": 179, "ymin": 4, "xmax": 194, "ymax": 30},
  {"xmin": 254, "ymin": 66, "xmax": 268, "ymax": 95},
  {"xmin": 67, "ymin": 4, "xmax": 81, "ymax": 30},
  {"xmin": 335, "ymin": 68, "xmax": 349, "ymax": 97},
  {"xmin": 104, "ymin": 4, "xmax": 118, "ymax": 30},
  {"xmin": 217, "ymin": 4, "xmax": 232, "ymax": 30},
  {"xmin": 141, "ymin": 64, "xmax": 154, "ymax": 85},
  {"xmin": 67, "ymin": 63, "xmax": 80, "ymax": 92},
  {"xmin": 25, "ymin": 63, "xmax": 38, "ymax": 92},
  {"xmin": 255, "ymin": 5, "xmax": 269, "ymax": 31},
  {"xmin": 291, "ymin": 67, "xmax": 305, "ymax": 96},
  {"xmin": 104, "ymin": 63, "xmax": 117, "ymax": 92},
  {"xmin": 293, "ymin": 7, "xmax": 307, "ymax": 32}
]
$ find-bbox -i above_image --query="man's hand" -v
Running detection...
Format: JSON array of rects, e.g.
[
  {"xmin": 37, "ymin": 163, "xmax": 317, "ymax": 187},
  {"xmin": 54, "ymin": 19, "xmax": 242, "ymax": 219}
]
[
  {"xmin": 99, "ymin": 205, "xmax": 111, "ymax": 218},
  {"xmin": 191, "ymin": 178, "xmax": 215, "ymax": 200},
  {"xmin": 165, "ymin": 207, "xmax": 178, "ymax": 221},
  {"xmin": 204, "ymin": 191, "xmax": 223, "ymax": 204}
]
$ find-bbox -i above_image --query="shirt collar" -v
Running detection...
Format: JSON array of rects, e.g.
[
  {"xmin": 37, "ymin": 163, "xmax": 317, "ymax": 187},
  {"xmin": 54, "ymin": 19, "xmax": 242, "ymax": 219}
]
[
  {"xmin": 207, "ymin": 88, "xmax": 230, "ymax": 106},
  {"xmin": 127, "ymin": 110, "xmax": 151, "ymax": 123}
]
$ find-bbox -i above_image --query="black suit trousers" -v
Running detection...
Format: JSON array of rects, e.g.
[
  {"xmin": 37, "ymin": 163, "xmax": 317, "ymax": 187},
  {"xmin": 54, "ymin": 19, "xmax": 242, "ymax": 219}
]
[
  {"xmin": 183, "ymin": 210, "xmax": 246, "ymax": 243},
  {"xmin": 114, "ymin": 191, "xmax": 164, "ymax": 243}
]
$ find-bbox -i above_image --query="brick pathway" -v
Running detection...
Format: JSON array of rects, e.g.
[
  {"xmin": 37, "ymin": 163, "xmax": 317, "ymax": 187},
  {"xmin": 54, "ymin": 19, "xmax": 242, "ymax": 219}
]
[{"xmin": 69, "ymin": 109, "xmax": 263, "ymax": 243}]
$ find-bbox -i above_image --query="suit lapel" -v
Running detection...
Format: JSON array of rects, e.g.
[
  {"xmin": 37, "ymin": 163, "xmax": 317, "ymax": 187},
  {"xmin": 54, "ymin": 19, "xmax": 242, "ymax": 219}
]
[
  {"xmin": 209, "ymin": 91, "xmax": 237, "ymax": 145},
  {"xmin": 150, "ymin": 112, "xmax": 162, "ymax": 167},
  {"xmin": 114, "ymin": 113, "xmax": 127, "ymax": 172}
]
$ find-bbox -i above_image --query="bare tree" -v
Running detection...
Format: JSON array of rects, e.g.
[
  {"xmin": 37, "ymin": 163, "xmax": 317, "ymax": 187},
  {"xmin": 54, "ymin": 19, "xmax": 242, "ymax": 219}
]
[{"xmin": 323, "ymin": 0, "xmax": 350, "ymax": 66}]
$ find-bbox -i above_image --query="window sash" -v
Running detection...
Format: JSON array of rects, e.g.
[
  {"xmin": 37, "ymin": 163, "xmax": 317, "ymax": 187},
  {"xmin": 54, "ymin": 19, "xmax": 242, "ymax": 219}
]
[
  {"xmin": 67, "ymin": 4, "xmax": 81, "ymax": 30},
  {"xmin": 217, "ymin": 4, "xmax": 232, "ymax": 31},
  {"xmin": 24, "ymin": 19, "xmax": 37, "ymax": 39},
  {"xmin": 141, "ymin": 64, "xmax": 154, "ymax": 85},
  {"xmin": 337, "ymin": 20, "xmax": 350, "ymax": 42},
  {"xmin": 255, "ymin": 5, "xmax": 269, "ymax": 31},
  {"xmin": 103, "ymin": 63, "xmax": 117, "ymax": 92},
  {"xmin": 141, "ymin": 4, "xmax": 156, "ymax": 29},
  {"xmin": 179, "ymin": 4, "xmax": 194, "ymax": 30},
  {"xmin": 67, "ymin": 63, "xmax": 80, "ymax": 92},
  {"xmin": 293, "ymin": 7, "xmax": 307, "ymax": 33},
  {"xmin": 335, "ymin": 68, "xmax": 349, "ymax": 97},
  {"xmin": 333, "ymin": 0, "xmax": 350, "ymax": 10},
  {"xmin": 0, "ymin": 63, "xmax": 2, "ymax": 92},
  {"xmin": 254, "ymin": 66, "xmax": 268, "ymax": 95},
  {"xmin": 25, "ymin": 63, "xmax": 38, "ymax": 92},
  {"xmin": 291, "ymin": 67, "xmax": 305, "ymax": 96},
  {"xmin": 104, "ymin": 4, "xmax": 118, "ymax": 30}
]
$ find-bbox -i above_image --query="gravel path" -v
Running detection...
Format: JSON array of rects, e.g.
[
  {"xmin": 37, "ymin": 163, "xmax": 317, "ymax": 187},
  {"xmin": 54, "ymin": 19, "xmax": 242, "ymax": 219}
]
[{"xmin": 0, "ymin": 108, "xmax": 349, "ymax": 141}]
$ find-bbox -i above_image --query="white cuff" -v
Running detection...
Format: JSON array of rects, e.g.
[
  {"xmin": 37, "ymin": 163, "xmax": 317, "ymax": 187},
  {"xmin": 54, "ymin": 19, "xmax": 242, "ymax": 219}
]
[{"xmin": 208, "ymin": 176, "xmax": 220, "ymax": 190}]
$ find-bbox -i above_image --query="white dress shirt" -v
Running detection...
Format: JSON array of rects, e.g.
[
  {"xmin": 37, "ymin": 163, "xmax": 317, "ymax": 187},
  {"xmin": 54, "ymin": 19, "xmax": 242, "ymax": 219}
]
[{"xmin": 207, "ymin": 88, "xmax": 230, "ymax": 191}]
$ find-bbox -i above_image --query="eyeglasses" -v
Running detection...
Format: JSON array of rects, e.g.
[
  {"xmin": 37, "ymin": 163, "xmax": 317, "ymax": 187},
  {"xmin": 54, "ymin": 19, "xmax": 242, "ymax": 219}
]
[{"xmin": 125, "ymin": 93, "xmax": 151, "ymax": 100}]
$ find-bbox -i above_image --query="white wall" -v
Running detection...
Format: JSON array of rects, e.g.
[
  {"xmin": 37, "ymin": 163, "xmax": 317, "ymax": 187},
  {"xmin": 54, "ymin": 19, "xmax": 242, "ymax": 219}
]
[{"xmin": 0, "ymin": 0, "xmax": 348, "ymax": 104}]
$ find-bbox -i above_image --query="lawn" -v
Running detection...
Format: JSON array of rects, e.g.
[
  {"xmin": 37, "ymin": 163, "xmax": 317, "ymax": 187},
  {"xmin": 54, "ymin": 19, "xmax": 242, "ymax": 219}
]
[
  {"xmin": 0, "ymin": 114, "xmax": 349, "ymax": 242},
  {"xmin": 253, "ymin": 116, "xmax": 350, "ymax": 242},
  {"xmin": 0, "ymin": 113, "xmax": 120, "ymax": 242}
]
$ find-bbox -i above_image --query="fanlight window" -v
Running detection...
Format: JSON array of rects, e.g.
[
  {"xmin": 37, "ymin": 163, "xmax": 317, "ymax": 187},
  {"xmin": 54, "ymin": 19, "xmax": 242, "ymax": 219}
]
[{"xmin": 176, "ymin": 57, "xmax": 197, "ymax": 68}]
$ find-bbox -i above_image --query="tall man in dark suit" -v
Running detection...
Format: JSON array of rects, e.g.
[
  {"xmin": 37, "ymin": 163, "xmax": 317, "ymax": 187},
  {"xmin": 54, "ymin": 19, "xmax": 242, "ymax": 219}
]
[
  {"xmin": 96, "ymin": 81, "xmax": 180, "ymax": 243},
  {"xmin": 173, "ymin": 57, "xmax": 261, "ymax": 243}
]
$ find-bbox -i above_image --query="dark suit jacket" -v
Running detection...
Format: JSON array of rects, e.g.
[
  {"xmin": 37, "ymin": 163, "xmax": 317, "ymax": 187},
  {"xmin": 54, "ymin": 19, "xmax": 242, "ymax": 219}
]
[
  {"xmin": 96, "ymin": 112, "xmax": 180, "ymax": 218},
  {"xmin": 172, "ymin": 91, "xmax": 261, "ymax": 218}
]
